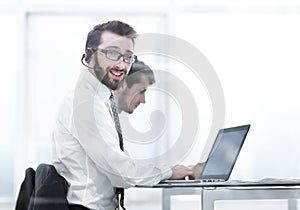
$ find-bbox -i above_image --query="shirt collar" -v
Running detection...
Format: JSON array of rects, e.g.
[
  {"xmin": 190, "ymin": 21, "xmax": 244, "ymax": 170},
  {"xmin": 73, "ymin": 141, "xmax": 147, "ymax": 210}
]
[{"xmin": 82, "ymin": 68, "xmax": 112, "ymax": 101}]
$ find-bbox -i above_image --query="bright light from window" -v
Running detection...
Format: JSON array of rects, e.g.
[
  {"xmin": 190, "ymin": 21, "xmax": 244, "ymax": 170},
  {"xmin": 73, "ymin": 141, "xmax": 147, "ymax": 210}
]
[{"xmin": 0, "ymin": 14, "xmax": 16, "ymax": 197}]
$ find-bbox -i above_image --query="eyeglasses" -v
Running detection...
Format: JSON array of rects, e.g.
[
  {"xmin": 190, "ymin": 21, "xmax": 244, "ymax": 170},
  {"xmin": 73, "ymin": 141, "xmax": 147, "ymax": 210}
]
[{"xmin": 96, "ymin": 49, "xmax": 136, "ymax": 64}]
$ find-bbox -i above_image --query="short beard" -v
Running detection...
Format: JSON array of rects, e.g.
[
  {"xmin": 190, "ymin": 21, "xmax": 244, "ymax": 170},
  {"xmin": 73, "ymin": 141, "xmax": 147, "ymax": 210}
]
[{"xmin": 94, "ymin": 66, "xmax": 125, "ymax": 91}]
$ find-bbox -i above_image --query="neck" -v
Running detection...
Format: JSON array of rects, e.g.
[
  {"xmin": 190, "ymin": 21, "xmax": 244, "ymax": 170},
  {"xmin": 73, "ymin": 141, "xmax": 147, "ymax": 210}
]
[{"xmin": 118, "ymin": 107, "xmax": 122, "ymax": 114}]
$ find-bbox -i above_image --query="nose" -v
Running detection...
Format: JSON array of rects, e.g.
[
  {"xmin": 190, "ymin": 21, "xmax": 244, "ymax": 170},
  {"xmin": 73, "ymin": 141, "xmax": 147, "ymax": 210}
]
[
  {"xmin": 114, "ymin": 57, "xmax": 127, "ymax": 70},
  {"xmin": 140, "ymin": 93, "xmax": 146, "ymax": 104}
]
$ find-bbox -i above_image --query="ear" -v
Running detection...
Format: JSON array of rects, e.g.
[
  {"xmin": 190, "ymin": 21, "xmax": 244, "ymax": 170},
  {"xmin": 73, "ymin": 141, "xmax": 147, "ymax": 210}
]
[{"xmin": 85, "ymin": 48, "xmax": 96, "ymax": 63}]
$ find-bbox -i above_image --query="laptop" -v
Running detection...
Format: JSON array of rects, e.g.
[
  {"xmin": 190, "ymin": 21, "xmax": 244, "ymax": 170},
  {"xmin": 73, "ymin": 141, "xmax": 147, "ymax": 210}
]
[{"xmin": 157, "ymin": 124, "xmax": 251, "ymax": 186}]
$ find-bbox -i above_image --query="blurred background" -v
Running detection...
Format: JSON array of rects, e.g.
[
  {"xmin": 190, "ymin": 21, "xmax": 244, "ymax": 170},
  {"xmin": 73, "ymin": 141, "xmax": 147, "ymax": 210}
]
[{"xmin": 1, "ymin": 0, "xmax": 300, "ymax": 209}]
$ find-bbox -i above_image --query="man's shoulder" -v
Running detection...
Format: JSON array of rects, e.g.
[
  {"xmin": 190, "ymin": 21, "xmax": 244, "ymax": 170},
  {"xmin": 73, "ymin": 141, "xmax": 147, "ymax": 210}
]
[{"xmin": 74, "ymin": 74, "xmax": 111, "ymax": 102}]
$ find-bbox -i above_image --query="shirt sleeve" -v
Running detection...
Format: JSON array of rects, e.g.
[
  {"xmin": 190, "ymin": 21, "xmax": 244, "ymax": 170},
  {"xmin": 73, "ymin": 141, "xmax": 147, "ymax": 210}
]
[
  {"xmin": 71, "ymin": 84, "xmax": 172, "ymax": 188},
  {"xmin": 161, "ymin": 168, "xmax": 173, "ymax": 180}
]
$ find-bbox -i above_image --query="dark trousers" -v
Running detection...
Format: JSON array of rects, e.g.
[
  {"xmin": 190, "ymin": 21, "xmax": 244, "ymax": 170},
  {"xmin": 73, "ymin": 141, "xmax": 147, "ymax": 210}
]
[{"xmin": 69, "ymin": 204, "xmax": 90, "ymax": 210}]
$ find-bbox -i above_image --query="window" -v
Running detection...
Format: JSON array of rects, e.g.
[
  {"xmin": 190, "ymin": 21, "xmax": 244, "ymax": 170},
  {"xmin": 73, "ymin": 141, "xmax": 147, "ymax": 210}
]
[{"xmin": 0, "ymin": 13, "xmax": 16, "ymax": 198}]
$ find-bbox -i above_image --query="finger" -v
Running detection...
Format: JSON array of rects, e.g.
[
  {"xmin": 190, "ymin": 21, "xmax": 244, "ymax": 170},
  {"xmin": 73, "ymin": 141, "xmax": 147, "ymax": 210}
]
[{"xmin": 186, "ymin": 169, "xmax": 193, "ymax": 176}]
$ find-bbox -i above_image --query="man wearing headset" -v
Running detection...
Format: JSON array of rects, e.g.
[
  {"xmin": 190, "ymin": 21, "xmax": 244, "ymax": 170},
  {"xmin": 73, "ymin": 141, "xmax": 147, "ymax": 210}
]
[{"xmin": 52, "ymin": 20, "xmax": 195, "ymax": 210}]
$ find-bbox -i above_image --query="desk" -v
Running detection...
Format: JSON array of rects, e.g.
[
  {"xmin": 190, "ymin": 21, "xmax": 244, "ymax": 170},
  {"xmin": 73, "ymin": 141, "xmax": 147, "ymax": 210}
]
[{"xmin": 156, "ymin": 180, "xmax": 300, "ymax": 210}]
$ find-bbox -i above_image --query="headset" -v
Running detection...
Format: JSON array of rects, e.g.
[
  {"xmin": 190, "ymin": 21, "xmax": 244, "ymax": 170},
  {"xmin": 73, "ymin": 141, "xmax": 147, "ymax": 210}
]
[
  {"xmin": 81, "ymin": 54, "xmax": 89, "ymax": 68},
  {"xmin": 81, "ymin": 51, "xmax": 101, "ymax": 72}
]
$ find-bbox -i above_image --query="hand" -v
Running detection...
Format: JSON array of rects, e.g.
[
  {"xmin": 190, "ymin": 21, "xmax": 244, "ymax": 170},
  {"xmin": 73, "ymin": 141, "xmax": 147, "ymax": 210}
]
[
  {"xmin": 188, "ymin": 162, "xmax": 205, "ymax": 180},
  {"xmin": 169, "ymin": 165, "xmax": 193, "ymax": 180}
]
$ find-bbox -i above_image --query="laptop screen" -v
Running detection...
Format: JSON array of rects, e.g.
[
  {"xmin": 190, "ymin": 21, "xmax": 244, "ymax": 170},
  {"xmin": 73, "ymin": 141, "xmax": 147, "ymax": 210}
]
[{"xmin": 199, "ymin": 124, "xmax": 250, "ymax": 181}]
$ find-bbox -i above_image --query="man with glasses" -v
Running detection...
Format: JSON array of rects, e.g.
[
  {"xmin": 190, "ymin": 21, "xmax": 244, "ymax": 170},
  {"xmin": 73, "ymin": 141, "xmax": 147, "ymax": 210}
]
[{"xmin": 52, "ymin": 20, "xmax": 194, "ymax": 210}]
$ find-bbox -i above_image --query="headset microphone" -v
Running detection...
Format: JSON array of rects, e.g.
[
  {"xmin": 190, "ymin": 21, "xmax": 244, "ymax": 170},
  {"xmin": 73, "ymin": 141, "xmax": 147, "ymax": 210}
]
[
  {"xmin": 81, "ymin": 54, "xmax": 89, "ymax": 68},
  {"xmin": 81, "ymin": 53, "xmax": 101, "ymax": 72}
]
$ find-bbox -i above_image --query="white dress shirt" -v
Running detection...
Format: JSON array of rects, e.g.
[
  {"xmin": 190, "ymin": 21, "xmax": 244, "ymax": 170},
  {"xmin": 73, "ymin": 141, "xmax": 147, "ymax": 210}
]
[{"xmin": 52, "ymin": 69, "xmax": 172, "ymax": 210}]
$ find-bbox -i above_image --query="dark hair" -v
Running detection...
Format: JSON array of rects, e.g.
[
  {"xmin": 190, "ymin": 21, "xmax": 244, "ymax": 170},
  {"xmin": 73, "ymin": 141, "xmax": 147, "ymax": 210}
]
[
  {"xmin": 84, "ymin": 20, "xmax": 137, "ymax": 63},
  {"xmin": 125, "ymin": 58, "xmax": 155, "ymax": 89}
]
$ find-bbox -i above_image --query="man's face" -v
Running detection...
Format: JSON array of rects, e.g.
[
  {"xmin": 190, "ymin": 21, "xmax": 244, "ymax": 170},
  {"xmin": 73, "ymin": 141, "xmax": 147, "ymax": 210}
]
[
  {"xmin": 118, "ymin": 78, "xmax": 150, "ymax": 114},
  {"xmin": 90, "ymin": 31, "xmax": 134, "ymax": 90}
]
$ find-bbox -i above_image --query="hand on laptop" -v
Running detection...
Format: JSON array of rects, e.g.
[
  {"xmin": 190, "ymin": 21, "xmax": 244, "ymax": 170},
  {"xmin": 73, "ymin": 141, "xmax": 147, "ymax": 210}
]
[
  {"xmin": 169, "ymin": 165, "xmax": 193, "ymax": 180},
  {"xmin": 188, "ymin": 162, "xmax": 205, "ymax": 180}
]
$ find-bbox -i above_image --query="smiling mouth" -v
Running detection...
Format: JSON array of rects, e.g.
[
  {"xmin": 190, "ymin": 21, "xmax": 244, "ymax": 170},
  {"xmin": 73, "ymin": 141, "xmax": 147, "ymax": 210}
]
[{"xmin": 110, "ymin": 69, "xmax": 124, "ymax": 78}]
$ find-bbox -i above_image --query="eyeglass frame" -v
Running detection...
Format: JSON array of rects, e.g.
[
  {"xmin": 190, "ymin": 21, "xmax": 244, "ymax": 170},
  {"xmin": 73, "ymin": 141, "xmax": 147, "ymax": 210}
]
[{"xmin": 88, "ymin": 48, "xmax": 137, "ymax": 64}]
